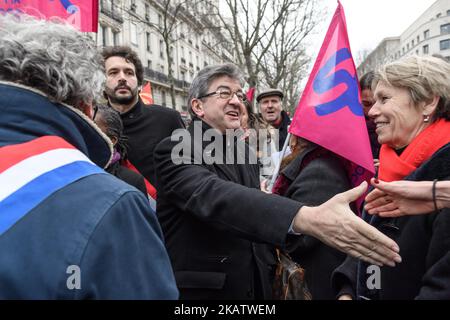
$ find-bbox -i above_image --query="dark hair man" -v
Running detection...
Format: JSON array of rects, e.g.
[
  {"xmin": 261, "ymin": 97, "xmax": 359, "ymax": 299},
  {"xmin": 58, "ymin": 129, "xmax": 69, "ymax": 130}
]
[
  {"xmin": 359, "ymin": 71, "xmax": 381, "ymax": 160},
  {"xmin": 0, "ymin": 14, "xmax": 177, "ymax": 299},
  {"xmin": 102, "ymin": 46, "xmax": 185, "ymax": 186},
  {"xmin": 154, "ymin": 63, "xmax": 401, "ymax": 299}
]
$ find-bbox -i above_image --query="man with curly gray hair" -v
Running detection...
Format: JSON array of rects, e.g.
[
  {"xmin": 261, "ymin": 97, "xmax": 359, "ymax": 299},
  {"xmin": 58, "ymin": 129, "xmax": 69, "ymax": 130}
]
[{"xmin": 0, "ymin": 14, "xmax": 178, "ymax": 299}]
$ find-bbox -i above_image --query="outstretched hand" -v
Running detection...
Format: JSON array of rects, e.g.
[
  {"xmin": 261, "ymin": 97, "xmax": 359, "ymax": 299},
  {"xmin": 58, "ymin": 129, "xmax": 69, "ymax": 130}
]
[
  {"xmin": 365, "ymin": 179, "xmax": 435, "ymax": 217},
  {"xmin": 294, "ymin": 181, "xmax": 401, "ymax": 267}
]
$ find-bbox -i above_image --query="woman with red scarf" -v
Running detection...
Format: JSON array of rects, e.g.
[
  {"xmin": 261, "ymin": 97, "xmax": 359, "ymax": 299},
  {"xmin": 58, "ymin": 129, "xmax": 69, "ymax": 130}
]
[{"xmin": 333, "ymin": 55, "xmax": 450, "ymax": 300}]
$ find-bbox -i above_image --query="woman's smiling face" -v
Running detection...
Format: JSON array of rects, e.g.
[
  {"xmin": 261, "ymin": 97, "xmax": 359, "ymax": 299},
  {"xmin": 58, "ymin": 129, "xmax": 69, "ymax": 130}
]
[{"xmin": 369, "ymin": 81, "xmax": 428, "ymax": 149}]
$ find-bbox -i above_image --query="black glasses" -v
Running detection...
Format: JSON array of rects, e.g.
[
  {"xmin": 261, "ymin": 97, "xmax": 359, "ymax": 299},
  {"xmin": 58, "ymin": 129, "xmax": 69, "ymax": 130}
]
[{"xmin": 198, "ymin": 89, "xmax": 247, "ymax": 102}]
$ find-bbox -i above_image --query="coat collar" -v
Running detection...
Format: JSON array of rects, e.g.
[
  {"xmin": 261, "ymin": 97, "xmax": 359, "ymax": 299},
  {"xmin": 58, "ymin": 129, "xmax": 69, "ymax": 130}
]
[
  {"xmin": 119, "ymin": 99, "xmax": 144, "ymax": 121},
  {"xmin": 0, "ymin": 81, "xmax": 113, "ymax": 168}
]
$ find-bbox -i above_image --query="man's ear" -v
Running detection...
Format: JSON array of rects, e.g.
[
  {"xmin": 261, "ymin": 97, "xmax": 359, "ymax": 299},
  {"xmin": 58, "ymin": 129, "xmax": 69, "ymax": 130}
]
[
  {"xmin": 191, "ymin": 98, "xmax": 205, "ymax": 118},
  {"xmin": 78, "ymin": 101, "xmax": 94, "ymax": 119}
]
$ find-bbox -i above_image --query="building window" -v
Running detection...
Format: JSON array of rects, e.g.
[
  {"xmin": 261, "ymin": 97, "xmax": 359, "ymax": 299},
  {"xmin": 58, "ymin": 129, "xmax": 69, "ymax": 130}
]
[
  {"xmin": 447, "ymin": 9, "xmax": 450, "ymax": 16},
  {"xmin": 130, "ymin": 23, "xmax": 138, "ymax": 45},
  {"xmin": 417, "ymin": 35, "xmax": 420, "ymax": 43},
  {"xmin": 101, "ymin": 25, "xmax": 108, "ymax": 47},
  {"xmin": 130, "ymin": 0, "xmax": 136, "ymax": 12},
  {"xmin": 147, "ymin": 60, "xmax": 152, "ymax": 69},
  {"xmin": 441, "ymin": 23, "xmax": 450, "ymax": 35},
  {"xmin": 181, "ymin": 71, "xmax": 185, "ymax": 81},
  {"xmin": 113, "ymin": 31, "xmax": 119, "ymax": 46},
  {"xmin": 424, "ymin": 29, "xmax": 430, "ymax": 39},
  {"xmin": 160, "ymin": 40, "xmax": 164, "ymax": 59},
  {"xmin": 423, "ymin": 44, "xmax": 429, "ymax": 54},
  {"xmin": 145, "ymin": 4, "xmax": 150, "ymax": 21},
  {"xmin": 161, "ymin": 90, "xmax": 166, "ymax": 107},
  {"xmin": 440, "ymin": 39, "xmax": 450, "ymax": 50},
  {"xmin": 407, "ymin": 43, "xmax": 410, "ymax": 50},
  {"xmin": 146, "ymin": 32, "xmax": 151, "ymax": 52},
  {"xmin": 412, "ymin": 39, "xmax": 415, "ymax": 47},
  {"xmin": 158, "ymin": 14, "xmax": 162, "ymax": 28},
  {"xmin": 436, "ymin": 13, "xmax": 442, "ymax": 18}
]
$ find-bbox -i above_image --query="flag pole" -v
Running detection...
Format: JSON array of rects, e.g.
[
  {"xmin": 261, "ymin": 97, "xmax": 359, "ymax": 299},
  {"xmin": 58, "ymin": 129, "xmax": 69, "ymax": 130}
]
[{"xmin": 268, "ymin": 131, "xmax": 291, "ymax": 193}]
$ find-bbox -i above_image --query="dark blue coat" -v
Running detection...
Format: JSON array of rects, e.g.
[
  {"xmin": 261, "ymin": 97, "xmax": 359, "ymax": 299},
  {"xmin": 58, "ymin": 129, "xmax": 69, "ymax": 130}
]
[{"xmin": 0, "ymin": 82, "xmax": 178, "ymax": 299}]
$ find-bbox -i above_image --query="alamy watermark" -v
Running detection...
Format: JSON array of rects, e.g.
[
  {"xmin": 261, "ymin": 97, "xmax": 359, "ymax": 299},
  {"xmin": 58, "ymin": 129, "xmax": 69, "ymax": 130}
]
[
  {"xmin": 366, "ymin": 265, "xmax": 381, "ymax": 290},
  {"xmin": 170, "ymin": 122, "xmax": 279, "ymax": 176},
  {"xmin": 66, "ymin": 265, "xmax": 81, "ymax": 290}
]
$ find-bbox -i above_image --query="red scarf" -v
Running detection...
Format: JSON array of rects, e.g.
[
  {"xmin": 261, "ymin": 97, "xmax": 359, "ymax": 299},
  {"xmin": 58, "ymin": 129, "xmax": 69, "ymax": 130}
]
[{"xmin": 378, "ymin": 119, "xmax": 450, "ymax": 182}]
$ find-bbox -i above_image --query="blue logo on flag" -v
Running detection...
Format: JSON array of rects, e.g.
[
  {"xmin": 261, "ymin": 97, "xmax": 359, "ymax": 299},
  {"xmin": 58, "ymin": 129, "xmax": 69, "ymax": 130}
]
[{"xmin": 313, "ymin": 48, "xmax": 363, "ymax": 117}]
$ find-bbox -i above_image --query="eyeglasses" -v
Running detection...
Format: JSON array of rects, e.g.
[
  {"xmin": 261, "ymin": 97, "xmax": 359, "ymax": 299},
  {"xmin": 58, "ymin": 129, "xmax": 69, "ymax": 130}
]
[{"xmin": 198, "ymin": 89, "xmax": 247, "ymax": 102}]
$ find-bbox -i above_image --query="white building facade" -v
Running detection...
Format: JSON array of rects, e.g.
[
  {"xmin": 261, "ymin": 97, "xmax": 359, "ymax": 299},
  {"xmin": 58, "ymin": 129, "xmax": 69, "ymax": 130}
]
[
  {"xmin": 95, "ymin": 0, "xmax": 234, "ymax": 113},
  {"xmin": 358, "ymin": 0, "xmax": 450, "ymax": 76}
]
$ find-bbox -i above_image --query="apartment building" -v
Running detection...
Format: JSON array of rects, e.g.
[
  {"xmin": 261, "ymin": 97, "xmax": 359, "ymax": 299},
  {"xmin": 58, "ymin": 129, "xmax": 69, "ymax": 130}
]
[
  {"xmin": 96, "ymin": 0, "xmax": 234, "ymax": 112},
  {"xmin": 358, "ymin": 0, "xmax": 450, "ymax": 76}
]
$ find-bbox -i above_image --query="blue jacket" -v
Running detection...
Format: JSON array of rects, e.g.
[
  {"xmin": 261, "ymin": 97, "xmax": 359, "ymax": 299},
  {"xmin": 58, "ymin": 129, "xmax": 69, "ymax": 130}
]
[{"xmin": 0, "ymin": 82, "xmax": 178, "ymax": 299}]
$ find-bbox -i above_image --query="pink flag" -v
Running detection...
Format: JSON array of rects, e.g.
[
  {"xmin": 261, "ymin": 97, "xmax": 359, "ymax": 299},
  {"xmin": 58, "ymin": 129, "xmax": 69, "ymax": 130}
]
[
  {"xmin": 0, "ymin": 0, "xmax": 98, "ymax": 32},
  {"xmin": 289, "ymin": 1, "xmax": 374, "ymax": 211},
  {"xmin": 245, "ymin": 87, "xmax": 255, "ymax": 104}
]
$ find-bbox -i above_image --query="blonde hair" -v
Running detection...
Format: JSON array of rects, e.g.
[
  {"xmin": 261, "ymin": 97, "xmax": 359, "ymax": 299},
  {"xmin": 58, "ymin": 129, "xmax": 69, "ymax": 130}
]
[{"xmin": 374, "ymin": 55, "xmax": 450, "ymax": 121}]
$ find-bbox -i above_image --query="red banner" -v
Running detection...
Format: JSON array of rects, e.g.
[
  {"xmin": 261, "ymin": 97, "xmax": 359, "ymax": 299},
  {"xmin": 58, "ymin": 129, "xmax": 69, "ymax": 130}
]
[
  {"xmin": 0, "ymin": 0, "xmax": 98, "ymax": 32},
  {"xmin": 245, "ymin": 87, "xmax": 255, "ymax": 104},
  {"xmin": 140, "ymin": 82, "xmax": 154, "ymax": 105}
]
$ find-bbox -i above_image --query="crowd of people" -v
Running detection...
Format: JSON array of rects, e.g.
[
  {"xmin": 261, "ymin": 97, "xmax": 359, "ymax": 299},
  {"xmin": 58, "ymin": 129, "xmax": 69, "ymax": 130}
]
[{"xmin": 0, "ymin": 14, "xmax": 448, "ymax": 300}]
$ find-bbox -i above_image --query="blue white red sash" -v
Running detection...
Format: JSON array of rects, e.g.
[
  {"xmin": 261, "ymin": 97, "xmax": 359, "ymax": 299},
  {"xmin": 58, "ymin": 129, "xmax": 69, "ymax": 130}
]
[{"xmin": 0, "ymin": 136, "xmax": 104, "ymax": 236}]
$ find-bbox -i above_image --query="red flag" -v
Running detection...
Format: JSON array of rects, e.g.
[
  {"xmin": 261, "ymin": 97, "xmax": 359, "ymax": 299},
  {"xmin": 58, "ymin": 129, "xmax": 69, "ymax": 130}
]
[
  {"xmin": 140, "ymin": 82, "xmax": 154, "ymax": 105},
  {"xmin": 0, "ymin": 1, "xmax": 98, "ymax": 32},
  {"xmin": 289, "ymin": 1, "xmax": 374, "ymax": 211},
  {"xmin": 122, "ymin": 159, "xmax": 157, "ymax": 200},
  {"xmin": 245, "ymin": 87, "xmax": 255, "ymax": 103}
]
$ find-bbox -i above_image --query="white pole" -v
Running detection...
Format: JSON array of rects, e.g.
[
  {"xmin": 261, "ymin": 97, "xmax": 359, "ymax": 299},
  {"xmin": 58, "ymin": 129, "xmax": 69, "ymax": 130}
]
[{"xmin": 268, "ymin": 131, "xmax": 291, "ymax": 193}]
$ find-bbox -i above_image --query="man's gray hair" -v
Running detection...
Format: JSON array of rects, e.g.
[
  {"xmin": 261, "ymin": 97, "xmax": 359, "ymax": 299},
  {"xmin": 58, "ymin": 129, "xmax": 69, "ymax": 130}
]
[
  {"xmin": 0, "ymin": 14, "xmax": 105, "ymax": 109},
  {"xmin": 188, "ymin": 63, "xmax": 244, "ymax": 118}
]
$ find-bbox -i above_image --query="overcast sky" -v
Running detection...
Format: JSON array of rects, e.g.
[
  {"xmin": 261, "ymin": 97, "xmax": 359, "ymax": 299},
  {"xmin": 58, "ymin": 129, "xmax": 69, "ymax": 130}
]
[{"xmin": 312, "ymin": 0, "xmax": 438, "ymax": 61}]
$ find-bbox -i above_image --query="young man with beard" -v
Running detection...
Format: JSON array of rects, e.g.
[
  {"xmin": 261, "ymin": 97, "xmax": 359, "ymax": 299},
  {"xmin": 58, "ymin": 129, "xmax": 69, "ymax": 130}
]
[{"xmin": 102, "ymin": 46, "xmax": 185, "ymax": 186}]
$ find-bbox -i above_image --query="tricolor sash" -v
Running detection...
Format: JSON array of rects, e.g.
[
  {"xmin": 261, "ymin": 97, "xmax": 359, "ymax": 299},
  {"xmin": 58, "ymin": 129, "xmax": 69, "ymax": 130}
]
[{"xmin": 0, "ymin": 136, "xmax": 104, "ymax": 236}]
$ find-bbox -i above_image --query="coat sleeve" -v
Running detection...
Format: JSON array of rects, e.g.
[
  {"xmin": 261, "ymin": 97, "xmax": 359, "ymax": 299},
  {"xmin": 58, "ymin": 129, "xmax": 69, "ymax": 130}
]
[
  {"xmin": 286, "ymin": 155, "xmax": 351, "ymax": 252},
  {"xmin": 416, "ymin": 207, "xmax": 450, "ymax": 299},
  {"xmin": 154, "ymin": 137, "xmax": 303, "ymax": 248},
  {"xmin": 75, "ymin": 191, "xmax": 179, "ymax": 299},
  {"xmin": 331, "ymin": 255, "xmax": 358, "ymax": 299}
]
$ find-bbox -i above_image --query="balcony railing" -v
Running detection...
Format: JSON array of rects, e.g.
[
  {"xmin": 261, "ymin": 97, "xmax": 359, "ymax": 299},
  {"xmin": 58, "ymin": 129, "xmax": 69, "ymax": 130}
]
[
  {"xmin": 100, "ymin": 6, "xmax": 124, "ymax": 23},
  {"xmin": 144, "ymin": 67, "xmax": 191, "ymax": 90}
]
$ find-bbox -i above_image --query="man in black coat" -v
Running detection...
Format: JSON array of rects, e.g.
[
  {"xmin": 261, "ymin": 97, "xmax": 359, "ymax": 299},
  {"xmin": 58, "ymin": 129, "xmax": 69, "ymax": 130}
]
[
  {"xmin": 154, "ymin": 63, "xmax": 402, "ymax": 300},
  {"xmin": 102, "ymin": 46, "xmax": 185, "ymax": 186}
]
